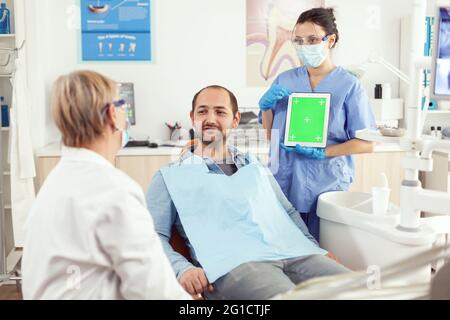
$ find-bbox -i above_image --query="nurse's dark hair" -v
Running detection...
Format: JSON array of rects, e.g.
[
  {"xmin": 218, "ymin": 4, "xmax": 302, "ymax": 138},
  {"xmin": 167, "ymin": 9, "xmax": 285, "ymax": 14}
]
[
  {"xmin": 296, "ymin": 7, "xmax": 339, "ymax": 48},
  {"xmin": 192, "ymin": 85, "xmax": 239, "ymax": 115}
]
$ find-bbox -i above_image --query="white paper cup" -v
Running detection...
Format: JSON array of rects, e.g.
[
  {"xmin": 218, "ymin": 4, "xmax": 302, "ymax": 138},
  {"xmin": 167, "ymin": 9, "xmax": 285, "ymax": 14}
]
[
  {"xmin": 382, "ymin": 83, "xmax": 392, "ymax": 99},
  {"xmin": 372, "ymin": 187, "xmax": 390, "ymax": 216}
]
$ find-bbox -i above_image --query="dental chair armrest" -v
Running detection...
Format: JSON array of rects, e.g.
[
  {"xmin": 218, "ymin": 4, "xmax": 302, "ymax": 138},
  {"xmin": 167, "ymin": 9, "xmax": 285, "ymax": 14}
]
[{"xmin": 170, "ymin": 228, "xmax": 193, "ymax": 262}]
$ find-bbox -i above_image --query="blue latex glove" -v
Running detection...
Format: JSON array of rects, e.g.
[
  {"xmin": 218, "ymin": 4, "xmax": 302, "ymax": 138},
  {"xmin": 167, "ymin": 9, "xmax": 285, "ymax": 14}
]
[
  {"xmin": 280, "ymin": 143, "xmax": 327, "ymax": 160},
  {"xmin": 259, "ymin": 84, "xmax": 293, "ymax": 111}
]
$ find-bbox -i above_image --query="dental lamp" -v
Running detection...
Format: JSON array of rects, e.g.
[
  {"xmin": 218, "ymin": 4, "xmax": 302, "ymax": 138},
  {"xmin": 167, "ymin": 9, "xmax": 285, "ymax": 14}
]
[
  {"xmin": 347, "ymin": 55, "xmax": 410, "ymax": 85},
  {"xmin": 348, "ymin": 54, "xmax": 434, "ymax": 130},
  {"xmin": 368, "ymin": 55, "xmax": 411, "ymax": 85}
]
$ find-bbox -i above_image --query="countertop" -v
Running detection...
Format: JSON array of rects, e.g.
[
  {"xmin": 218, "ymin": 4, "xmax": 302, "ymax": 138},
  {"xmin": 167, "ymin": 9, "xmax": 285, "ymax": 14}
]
[{"xmin": 36, "ymin": 141, "xmax": 404, "ymax": 157}]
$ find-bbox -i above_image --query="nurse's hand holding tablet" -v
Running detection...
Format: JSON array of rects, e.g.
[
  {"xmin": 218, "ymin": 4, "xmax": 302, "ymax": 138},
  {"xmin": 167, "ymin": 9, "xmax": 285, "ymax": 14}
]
[{"xmin": 259, "ymin": 84, "xmax": 293, "ymax": 111}]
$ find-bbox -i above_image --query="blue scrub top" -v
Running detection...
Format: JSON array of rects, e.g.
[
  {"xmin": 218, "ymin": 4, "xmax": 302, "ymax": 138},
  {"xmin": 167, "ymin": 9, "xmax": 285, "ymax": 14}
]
[{"xmin": 267, "ymin": 66, "xmax": 376, "ymax": 213}]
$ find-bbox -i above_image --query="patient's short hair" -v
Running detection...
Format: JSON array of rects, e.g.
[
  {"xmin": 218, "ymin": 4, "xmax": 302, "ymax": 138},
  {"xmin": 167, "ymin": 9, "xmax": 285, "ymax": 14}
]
[
  {"xmin": 51, "ymin": 70, "xmax": 118, "ymax": 147},
  {"xmin": 191, "ymin": 85, "xmax": 239, "ymax": 115}
]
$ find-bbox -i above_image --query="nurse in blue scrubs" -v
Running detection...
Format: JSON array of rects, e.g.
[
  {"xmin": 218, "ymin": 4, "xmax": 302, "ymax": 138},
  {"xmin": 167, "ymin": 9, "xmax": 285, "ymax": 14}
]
[{"xmin": 259, "ymin": 7, "xmax": 376, "ymax": 241}]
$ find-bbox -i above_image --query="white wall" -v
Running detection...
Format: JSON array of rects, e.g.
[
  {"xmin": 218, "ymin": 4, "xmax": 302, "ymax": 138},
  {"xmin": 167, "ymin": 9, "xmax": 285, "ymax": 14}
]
[
  {"xmin": 329, "ymin": 0, "xmax": 414, "ymax": 100},
  {"xmin": 24, "ymin": 0, "xmax": 418, "ymax": 147}
]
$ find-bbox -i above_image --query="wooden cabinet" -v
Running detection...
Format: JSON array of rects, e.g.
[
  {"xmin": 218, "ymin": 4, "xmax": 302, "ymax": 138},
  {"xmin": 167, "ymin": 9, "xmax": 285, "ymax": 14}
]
[
  {"xmin": 421, "ymin": 151, "xmax": 450, "ymax": 193},
  {"xmin": 350, "ymin": 152, "xmax": 405, "ymax": 205},
  {"xmin": 115, "ymin": 156, "xmax": 172, "ymax": 191},
  {"xmin": 36, "ymin": 157, "xmax": 61, "ymax": 191},
  {"xmin": 36, "ymin": 155, "xmax": 172, "ymax": 192}
]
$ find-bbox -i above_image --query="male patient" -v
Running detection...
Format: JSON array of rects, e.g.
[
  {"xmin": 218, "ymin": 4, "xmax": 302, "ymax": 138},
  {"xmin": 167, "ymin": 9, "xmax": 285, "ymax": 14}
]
[{"xmin": 147, "ymin": 85, "xmax": 350, "ymax": 300}]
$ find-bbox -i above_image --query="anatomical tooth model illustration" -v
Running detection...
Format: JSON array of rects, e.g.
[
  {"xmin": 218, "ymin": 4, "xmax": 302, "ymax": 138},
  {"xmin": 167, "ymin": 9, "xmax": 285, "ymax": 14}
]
[
  {"xmin": 260, "ymin": 6, "xmax": 297, "ymax": 80},
  {"xmin": 246, "ymin": 0, "xmax": 325, "ymax": 86}
]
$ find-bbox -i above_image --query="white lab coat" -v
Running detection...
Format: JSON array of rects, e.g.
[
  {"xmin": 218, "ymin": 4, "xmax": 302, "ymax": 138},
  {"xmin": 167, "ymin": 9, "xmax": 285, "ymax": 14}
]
[
  {"xmin": 21, "ymin": 147, "xmax": 190, "ymax": 300},
  {"xmin": 10, "ymin": 57, "xmax": 36, "ymax": 247}
]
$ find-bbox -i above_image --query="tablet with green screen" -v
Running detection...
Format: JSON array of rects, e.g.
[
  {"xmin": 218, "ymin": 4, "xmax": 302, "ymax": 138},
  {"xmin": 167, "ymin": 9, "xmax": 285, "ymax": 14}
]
[{"xmin": 284, "ymin": 93, "xmax": 331, "ymax": 148}]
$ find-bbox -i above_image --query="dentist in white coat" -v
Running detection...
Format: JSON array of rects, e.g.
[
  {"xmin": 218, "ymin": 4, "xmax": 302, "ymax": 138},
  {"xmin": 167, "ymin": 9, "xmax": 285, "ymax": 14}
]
[{"xmin": 22, "ymin": 70, "xmax": 190, "ymax": 300}]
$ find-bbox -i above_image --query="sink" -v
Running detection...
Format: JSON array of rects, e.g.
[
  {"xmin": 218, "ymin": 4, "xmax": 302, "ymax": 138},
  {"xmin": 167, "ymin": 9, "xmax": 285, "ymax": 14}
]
[
  {"xmin": 317, "ymin": 191, "xmax": 436, "ymax": 283},
  {"xmin": 317, "ymin": 191, "xmax": 400, "ymax": 227}
]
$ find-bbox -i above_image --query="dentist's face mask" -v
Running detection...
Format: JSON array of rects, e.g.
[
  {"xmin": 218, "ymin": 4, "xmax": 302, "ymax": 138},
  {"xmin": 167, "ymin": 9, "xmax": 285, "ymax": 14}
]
[
  {"xmin": 292, "ymin": 33, "xmax": 332, "ymax": 68},
  {"xmin": 118, "ymin": 125, "xmax": 130, "ymax": 148},
  {"xmin": 103, "ymin": 99, "xmax": 130, "ymax": 148}
]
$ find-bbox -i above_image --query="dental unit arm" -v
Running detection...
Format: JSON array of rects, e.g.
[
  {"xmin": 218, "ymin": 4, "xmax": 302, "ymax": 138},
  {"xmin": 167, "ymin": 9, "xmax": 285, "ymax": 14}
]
[
  {"xmin": 357, "ymin": 0, "xmax": 450, "ymax": 232},
  {"xmin": 397, "ymin": 0, "xmax": 450, "ymax": 231}
]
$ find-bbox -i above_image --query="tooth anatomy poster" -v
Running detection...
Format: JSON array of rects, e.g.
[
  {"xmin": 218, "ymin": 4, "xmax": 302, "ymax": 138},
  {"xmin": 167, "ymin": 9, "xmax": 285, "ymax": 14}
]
[
  {"xmin": 246, "ymin": 0, "xmax": 325, "ymax": 87},
  {"xmin": 81, "ymin": 0, "xmax": 152, "ymax": 61}
]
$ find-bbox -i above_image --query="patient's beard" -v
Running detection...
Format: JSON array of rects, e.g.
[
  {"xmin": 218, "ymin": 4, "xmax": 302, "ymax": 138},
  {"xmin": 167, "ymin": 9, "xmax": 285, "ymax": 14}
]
[
  {"xmin": 201, "ymin": 134, "xmax": 227, "ymax": 148},
  {"xmin": 200, "ymin": 128, "xmax": 227, "ymax": 147},
  {"xmin": 200, "ymin": 132, "xmax": 229, "ymax": 160}
]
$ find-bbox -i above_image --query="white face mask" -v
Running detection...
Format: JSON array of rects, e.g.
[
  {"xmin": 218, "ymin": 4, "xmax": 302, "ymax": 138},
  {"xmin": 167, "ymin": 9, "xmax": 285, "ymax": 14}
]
[
  {"xmin": 120, "ymin": 129, "xmax": 129, "ymax": 148},
  {"xmin": 297, "ymin": 41, "xmax": 328, "ymax": 68},
  {"xmin": 115, "ymin": 120, "xmax": 130, "ymax": 149}
]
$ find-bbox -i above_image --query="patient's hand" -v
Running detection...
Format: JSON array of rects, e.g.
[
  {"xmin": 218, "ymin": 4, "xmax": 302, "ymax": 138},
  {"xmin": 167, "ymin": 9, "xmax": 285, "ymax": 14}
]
[{"xmin": 179, "ymin": 267, "xmax": 214, "ymax": 296}]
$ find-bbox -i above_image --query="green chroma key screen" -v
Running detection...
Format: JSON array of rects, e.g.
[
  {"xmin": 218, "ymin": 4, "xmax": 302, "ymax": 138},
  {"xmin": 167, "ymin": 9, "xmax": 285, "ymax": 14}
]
[{"xmin": 287, "ymin": 95, "xmax": 330, "ymax": 145}]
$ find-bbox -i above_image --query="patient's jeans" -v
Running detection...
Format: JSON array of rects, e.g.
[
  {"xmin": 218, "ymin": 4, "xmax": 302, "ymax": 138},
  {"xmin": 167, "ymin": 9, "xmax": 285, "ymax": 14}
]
[{"xmin": 204, "ymin": 254, "xmax": 350, "ymax": 300}]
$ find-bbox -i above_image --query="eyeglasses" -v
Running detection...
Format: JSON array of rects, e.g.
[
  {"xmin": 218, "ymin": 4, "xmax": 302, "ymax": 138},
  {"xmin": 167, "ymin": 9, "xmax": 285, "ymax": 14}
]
[
  {"xmin": 109, "ymin": 99, "xmax": 127, "ymax": 109},
  {"xmin": 101, "ymin": 99, "xmax": 131, "ymax": 129},
  {"xmin": 101, "ymin": 99, "xmax": 127, "ymax": 115},
  {"xmin": 291, "ymin": 34, "xmax": 330, "ymax": 48}
]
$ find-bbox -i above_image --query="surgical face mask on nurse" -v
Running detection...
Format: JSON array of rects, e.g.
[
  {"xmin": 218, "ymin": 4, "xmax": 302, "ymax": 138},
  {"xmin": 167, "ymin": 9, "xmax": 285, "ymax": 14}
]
[
  {"xmin": 297, "ymin": 41, "xmax": 328, "ymax": 68},
  {"xmin": 292, "ymin": 23, "xmax": 335, "ymax": 68},
  {"xmin": 190, "ymin": 88, "xmax": 240, "ymax": 146}
]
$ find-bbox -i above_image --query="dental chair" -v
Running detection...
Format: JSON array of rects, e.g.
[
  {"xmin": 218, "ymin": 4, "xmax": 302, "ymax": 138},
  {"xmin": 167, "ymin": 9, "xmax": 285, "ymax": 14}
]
[{"xmin": 170, "ymin": 228, "xmax": 192, "ymax": 261}]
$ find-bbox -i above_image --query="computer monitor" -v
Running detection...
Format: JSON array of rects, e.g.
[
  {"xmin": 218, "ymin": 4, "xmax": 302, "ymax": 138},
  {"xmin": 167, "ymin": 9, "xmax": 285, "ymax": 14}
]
[
  {"xmin": 432, "ymin": 5, "xmax": 450, "ymax": 99},
  {"xmin": 117, "ymin": 82, "xmax": 136, "ymax": 125}
]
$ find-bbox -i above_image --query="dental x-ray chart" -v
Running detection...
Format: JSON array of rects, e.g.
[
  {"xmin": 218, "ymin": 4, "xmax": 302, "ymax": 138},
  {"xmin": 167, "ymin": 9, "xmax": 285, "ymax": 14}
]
[{"xmin": 81, "ymin": 0, "xmax": 152, "ymax": 61}]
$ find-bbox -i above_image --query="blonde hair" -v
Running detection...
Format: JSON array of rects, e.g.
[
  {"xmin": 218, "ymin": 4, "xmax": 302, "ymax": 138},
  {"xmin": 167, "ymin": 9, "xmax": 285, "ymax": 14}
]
[{"xmin": 51, "ymin": 70, "xmax": 118, "ymax": 147}]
